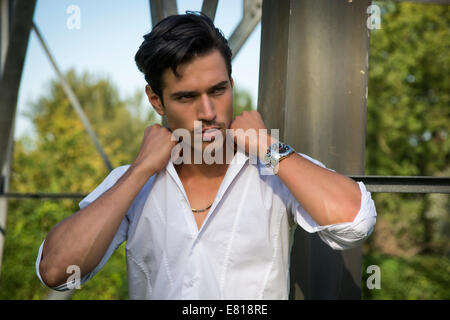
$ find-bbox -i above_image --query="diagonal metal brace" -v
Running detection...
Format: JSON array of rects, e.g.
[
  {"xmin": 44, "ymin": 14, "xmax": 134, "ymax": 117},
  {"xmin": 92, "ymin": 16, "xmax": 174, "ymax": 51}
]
[
  {"xmin": 32, "ymin": 22, "xmax": 113, "ymax": 172},
  {"xmin": 149, "ymin": 0, "xmax": 178, "ymax": 27},
  {"xmin": 228, "ymin": 0, "xmax": 262, "ymax": 59},
  {"xmin": 201, "ymin": 0, "xmax": 219, "ymax": 21}
]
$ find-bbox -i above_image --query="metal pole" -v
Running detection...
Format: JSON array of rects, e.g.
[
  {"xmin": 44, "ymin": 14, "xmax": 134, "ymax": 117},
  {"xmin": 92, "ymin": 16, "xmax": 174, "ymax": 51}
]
[
  {"xmin": 0, "ymin": 0, "xmax": 36, "ymax": 277},
  {"xmin": 2, "ymin": 175, "xmax": 449, "ymax": 201},
  {"xmin": 390, "ymin": 0, "xmax": 450, "ymax": 4},
  {"xmin": 351, "ymin": 176, "xmax": 450, "ymax": 193},
  {"xmin": 0, "ymin": 0, "xmax": 10, "ymax": 73},
  {"xmin": 0, "ymin": 122, "xmax": 13, "ymax": 276},
  {"xmin": 149, "ymin": 0, "xmax": 178, "ymax": 27},
  {"xmin": 0, "ymin": 0, "xmax": 10, "ymax": 271},
  {"xmin": 201, "ymin": 0, "xmax": 219, "ymax": 21},
  {"xmin": 148, "ymin": 0, "xmax": 179, "ymax": 128},
  {"xmin": 258, "ymin": 0, "xmax": 370, "ymax": 299}
]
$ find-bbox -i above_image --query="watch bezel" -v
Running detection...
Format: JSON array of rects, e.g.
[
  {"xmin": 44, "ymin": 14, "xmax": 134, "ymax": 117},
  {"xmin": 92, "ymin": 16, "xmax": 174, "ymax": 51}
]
[{"xmin": 264, "ymin": 142, "xmax": 294, "ymax": 168}]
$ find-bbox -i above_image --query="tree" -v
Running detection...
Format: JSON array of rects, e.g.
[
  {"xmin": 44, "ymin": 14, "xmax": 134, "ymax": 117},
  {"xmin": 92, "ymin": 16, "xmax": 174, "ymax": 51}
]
[
  {"xmin": 233, "ymin": 87, "xmax": 255, "ymax": 117},
  {"xmin": 367, "ymin": 2, "xmax": 449, "ymax": 177},
  {"xmin": 362, "ymin": 1, "xmax": 449, "ymax": 299}
]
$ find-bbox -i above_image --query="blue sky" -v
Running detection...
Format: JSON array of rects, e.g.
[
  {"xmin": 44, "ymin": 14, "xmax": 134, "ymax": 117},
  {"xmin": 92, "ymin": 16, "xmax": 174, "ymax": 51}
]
[{"xmin": 15, "ymin": 0, "xmax": 261, "ymax": 138}]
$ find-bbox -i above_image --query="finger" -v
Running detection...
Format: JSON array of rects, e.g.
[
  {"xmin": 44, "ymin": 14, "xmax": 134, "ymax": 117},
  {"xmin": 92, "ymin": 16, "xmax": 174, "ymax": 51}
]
[
  {"xmin": 226, "ymin": 126, "xmax": 236, "ymax": 141},
  {"xmin": 170, "ymin": 143, "xmax": 183, "ymax": 165}
]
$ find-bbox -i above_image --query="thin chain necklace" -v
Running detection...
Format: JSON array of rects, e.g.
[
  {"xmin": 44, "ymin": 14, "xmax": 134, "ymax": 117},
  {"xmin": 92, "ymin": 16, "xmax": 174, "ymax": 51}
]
[{"xmin": 191, "ymin": 203, "xmax": 213, "ymax": 213}]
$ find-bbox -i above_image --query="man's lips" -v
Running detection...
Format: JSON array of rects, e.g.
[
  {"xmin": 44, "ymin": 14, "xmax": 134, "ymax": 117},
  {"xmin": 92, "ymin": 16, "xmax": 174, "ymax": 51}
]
[
  {"xmin": 201, "ymin": 127, "xmax": 222, "ymax": 141},
  {"xmin": 202, "ymin": 126, "xmax": 221, "ymax": 133}
]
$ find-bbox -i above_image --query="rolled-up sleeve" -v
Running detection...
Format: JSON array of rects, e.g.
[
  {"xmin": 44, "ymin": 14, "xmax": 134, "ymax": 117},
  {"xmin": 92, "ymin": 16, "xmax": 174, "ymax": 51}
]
[
  {"xmin": 286, "ymin": 153, "xmax": 377, "ymax": 250},
  {"xmin": 35, "ymin": 165, "xmax": 131, "ymax": 291}
]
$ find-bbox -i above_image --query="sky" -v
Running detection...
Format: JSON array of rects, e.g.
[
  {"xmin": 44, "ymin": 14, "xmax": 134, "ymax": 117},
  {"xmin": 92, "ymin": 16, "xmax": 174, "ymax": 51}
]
[{"xmin": 15, "ymin": 0, "xmax": 261, "ymax": 138}]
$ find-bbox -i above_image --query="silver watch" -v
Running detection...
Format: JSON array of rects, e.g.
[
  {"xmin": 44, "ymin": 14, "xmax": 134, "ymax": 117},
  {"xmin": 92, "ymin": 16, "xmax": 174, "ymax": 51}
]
[{"xmin": 264, "ymin": 142, "xmax": 295, "ymax": 172}]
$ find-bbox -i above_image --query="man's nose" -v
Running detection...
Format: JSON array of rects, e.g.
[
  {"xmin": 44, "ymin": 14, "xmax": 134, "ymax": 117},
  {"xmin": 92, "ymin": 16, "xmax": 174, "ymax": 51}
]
[{"xmin": 198, "ymin": 94, "xmax": 216, "ymax": 121}]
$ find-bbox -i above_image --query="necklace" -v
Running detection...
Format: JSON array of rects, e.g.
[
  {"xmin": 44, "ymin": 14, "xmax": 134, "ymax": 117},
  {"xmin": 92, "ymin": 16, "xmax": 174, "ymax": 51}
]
[{"xmin": 191, "ymin": 203, "xmax": 213, "ymax": 213}]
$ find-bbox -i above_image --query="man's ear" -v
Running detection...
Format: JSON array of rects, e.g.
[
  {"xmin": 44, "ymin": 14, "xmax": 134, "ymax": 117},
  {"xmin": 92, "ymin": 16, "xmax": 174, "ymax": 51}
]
[
  {"xmin": 230, "ymin": 76, "xmax": 234, "ymax": 89},
  {"xmin": 145, "ymin": 85, "xmax": 165, "ymax": 116}
]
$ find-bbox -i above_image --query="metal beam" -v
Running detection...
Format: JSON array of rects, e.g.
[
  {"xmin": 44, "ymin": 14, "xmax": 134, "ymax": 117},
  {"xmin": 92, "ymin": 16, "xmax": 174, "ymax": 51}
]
[
  {"xmin": 0, "ymin": 0, "xmax": 35, "ymax": 167},
  {"xmin": 0, "ymin": 192, "xmax": 87, "ymax": 199},
  {"xmin": 352, "ymin": 176, "xmax": 450, "ymax": 193},
  {"xmin": 228, "ymin": 0, "xmax": 262, "ymax": 59},
  {"xmin": 0, "ymin": 0, "xmax": 12, "ymax": 256},
  {"xmin": 201, "ymin": 0, "xmax": 219, "ymax": 21},
  {"xmin": 0, "ymin": 0, "xmax": 36, "ymax": 277},
  {"xmin": 0, "ymin": 121, "xmax": 14, "ymax": 276},
  {"xmin": 32, "ymin": 23, "xmax": 113, "ymax": 173},
  {"xmin": 0, "ymin": 0, "xmax": 12, "ymax": 74},
  {"xmin": 2, "ymin": 175, "xmax": 449, "ymax": 200},
  {"xmin": 258, "ymin": 0, "xmax": 370, "ymax": 299},
  {"xmin": 383, "ymin": 0, "xmax": 450, "ymax": 4},
  {"xmin": 148, "ymin": 0, "xmax": 179, "ymax": 127},
  {"xmin": 149, "ymin": 0, "xmax": 178, "ymax": 27}
]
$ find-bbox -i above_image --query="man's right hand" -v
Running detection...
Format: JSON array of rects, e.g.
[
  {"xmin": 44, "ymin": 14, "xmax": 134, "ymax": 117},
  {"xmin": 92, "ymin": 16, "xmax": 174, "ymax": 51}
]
[{"xmin": 131, "ymin": 124, "xmax": 177, "ymax": 175}]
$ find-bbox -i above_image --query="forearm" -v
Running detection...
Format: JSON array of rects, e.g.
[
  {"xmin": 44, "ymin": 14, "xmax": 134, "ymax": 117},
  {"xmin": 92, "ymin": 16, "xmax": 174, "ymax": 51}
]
[
  {"xmin": 276, "ymin": 153, "xmax": 361, "ymax": 226},
  {"xmin": 39, "ymin": 164, "xmax": 153, "ymax": 287}
]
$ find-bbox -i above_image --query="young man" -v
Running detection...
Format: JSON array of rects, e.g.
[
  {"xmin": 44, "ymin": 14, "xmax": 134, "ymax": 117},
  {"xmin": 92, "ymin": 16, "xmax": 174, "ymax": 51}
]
[{"xmin": 36, "ymin": 12, "xmax": 377, "ymax": 299}]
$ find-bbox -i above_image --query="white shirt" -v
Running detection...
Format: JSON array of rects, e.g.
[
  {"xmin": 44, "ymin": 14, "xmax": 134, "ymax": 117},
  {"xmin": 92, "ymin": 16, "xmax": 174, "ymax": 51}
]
[{"xmin": 36, "ymin": 149, "xmax": 377, "ymax": 299}]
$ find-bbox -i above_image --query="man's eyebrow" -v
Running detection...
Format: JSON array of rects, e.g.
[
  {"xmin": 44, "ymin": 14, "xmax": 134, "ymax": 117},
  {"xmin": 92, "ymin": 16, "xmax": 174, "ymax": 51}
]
[
  {"xmin": 208, "ymin": 80, "xmax": 230, "ymax": 90},
  {"xmin": 169, "ymin": 80, "xmax": 230, "ymax": 99}
]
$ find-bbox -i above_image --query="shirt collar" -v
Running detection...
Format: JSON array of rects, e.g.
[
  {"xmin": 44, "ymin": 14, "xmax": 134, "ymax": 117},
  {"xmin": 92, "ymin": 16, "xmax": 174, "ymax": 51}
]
[{"xmin": 165, "ymin": 147, "xmax": 249, "ymax": 204}]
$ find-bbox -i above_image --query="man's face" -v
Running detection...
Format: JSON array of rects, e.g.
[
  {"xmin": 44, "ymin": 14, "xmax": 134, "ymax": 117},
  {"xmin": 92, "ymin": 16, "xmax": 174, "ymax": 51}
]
[{"xmin": 146, "ymin": 49, "xmax": 234, "ymax": 152}]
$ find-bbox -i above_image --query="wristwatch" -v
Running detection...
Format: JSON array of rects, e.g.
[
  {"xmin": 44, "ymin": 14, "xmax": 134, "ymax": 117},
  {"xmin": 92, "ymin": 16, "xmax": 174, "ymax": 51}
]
[{"xmin": 264, "ymin": 142, "xmax": 295, "ymax": 174}]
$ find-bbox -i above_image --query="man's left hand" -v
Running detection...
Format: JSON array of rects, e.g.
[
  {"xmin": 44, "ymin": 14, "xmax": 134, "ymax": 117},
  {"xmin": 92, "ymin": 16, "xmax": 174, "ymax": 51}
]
[{"xmin": 229, "ymin": 110, "xmax": 278, "ymax": 160}]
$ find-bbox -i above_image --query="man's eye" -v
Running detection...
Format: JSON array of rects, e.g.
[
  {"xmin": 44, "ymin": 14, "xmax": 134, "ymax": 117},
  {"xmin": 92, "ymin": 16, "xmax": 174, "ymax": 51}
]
[
  {"xmin": 177, "ymin": 95, "xmax": 194, "ymax": 101},
  {"xmin": 212, "ymin": 87, "xmax": 226, "ymax": 94}
]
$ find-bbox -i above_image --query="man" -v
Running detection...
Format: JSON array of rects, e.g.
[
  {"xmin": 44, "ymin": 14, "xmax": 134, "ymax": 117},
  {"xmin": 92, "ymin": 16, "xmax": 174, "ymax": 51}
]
[{"xmin": 36, "ymin": 12, "xmax": 377, "ymax": 299}]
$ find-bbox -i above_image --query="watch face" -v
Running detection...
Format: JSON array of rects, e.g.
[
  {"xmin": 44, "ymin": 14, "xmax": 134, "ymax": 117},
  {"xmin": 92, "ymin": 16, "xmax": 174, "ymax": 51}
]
[
  {"xmin": 265, "ymin": 143, "xmax": 294, "ymax": 170},
  {"xmin": 269, "ymin": 143, "xmax": 292, "ymax": 155},
  {"xmin": 279, "ymin": 144, "xmax": 290, "ymax": 154}
]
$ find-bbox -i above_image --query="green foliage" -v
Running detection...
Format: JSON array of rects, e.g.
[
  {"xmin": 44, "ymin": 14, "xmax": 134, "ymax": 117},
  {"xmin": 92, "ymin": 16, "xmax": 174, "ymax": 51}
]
[
  {"xmin": 14, "ymin": 69, "xmax": 158, "ymax": 195},
  {"xmin": 233, "ymin": 87, "xmax": 255, "ymax": 117},
  {"xmin": 362, "ymin": 1, "xmax": 449, "ymax": 299},
  {"xmin": 71, "ymin": 243, "xmax": 128, "ymax": 300},
  {"xmin": 367, "ymin": 2, "xmax": 449, "ymax": 177},
  {"xmin": 0, "ymin": 198, "xmax": 71, "ymax": 299},
  {"xmin": 362, "ymin": 252, "xmax": 450, "ymax": 299}
]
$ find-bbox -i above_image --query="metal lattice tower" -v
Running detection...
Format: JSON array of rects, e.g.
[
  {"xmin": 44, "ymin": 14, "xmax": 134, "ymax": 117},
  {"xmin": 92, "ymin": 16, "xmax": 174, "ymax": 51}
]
[{"xmin": 0, "ymin": 0, "xmax": 449, "ymax": 300}]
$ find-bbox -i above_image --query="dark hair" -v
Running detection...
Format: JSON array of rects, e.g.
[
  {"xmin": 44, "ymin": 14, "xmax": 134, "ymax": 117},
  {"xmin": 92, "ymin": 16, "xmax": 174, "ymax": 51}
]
[{"xmin": 135, "ymin": 11, "xmax": 232, "ymax": 100}]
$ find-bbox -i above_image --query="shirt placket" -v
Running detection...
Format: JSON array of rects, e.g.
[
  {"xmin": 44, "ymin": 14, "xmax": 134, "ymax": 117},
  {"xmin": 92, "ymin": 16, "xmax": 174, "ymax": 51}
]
[
  {"xmin": 180, "ymin": 244, "xmax": 201, "ymax": 299},
  {"xmin": 164, "ymin": 152, "xmax": 249, "ymax": 299}
]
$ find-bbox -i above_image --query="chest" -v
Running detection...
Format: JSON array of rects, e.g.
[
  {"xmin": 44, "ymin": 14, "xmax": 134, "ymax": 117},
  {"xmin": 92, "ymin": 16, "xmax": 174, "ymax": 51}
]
[
  {"xmin": 125, "ymin": 167, "xmax": 293, "ymax": 282},
  {"xmin": 125, "ymin": 174, "xmax": 293, "ymax": 299},
  {"xmin": 179, "ymin": 176, "xmax": 224, "ymax": 230}
]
